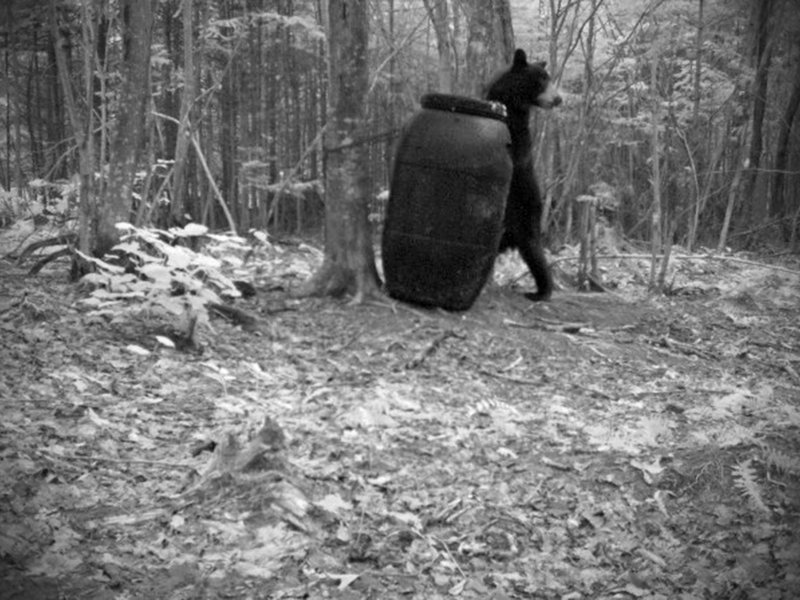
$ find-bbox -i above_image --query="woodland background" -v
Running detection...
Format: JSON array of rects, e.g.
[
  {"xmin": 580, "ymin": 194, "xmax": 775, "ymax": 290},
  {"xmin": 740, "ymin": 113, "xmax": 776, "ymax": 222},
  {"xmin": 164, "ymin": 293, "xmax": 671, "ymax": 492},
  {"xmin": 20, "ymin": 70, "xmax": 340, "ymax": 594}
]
[
  {"xmin": 2, "ymin": 0, "xmax": 800, "ymax": 257},
  {"xmin": 2, "ymin": 1, "xmax": 800, "ymax": 597}
]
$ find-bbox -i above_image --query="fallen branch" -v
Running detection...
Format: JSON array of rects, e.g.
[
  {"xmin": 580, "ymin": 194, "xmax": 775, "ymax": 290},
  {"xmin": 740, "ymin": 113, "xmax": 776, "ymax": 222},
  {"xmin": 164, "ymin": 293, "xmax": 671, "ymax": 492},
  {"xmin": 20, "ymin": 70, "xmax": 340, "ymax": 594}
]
[
  {"xmin": 38, "ymin": 448, "xmax": 194, "ymax": 470},
  {"xmin": 504, "ymin": 317, "xmax": 588, "ymax": 333},
  {"xmin": 29, "ymin": 247, "xmax": 73, "ymax": 274},
  {"xmin": 209, "ymin": 302, "xmax": 258, "ymax": 331},
  {"xmin": 16, "ymin": 232, "xmax": 78, "ymax": 266},
  {"xmin": 479, "ymin": 369, "xmax": 541, "ymax": 386},
  {"xmin": 406, "ymin": 329, "xmax": 459, "ymax": 369}
]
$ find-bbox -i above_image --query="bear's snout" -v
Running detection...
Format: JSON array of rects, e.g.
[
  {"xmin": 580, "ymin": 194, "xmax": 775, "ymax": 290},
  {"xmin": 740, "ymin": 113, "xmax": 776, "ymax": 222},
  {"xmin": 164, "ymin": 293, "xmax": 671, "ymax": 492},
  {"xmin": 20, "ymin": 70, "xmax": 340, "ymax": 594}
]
[{"xmin": 537, "ymin": 83, "xmax": 562, "ymax": 109}]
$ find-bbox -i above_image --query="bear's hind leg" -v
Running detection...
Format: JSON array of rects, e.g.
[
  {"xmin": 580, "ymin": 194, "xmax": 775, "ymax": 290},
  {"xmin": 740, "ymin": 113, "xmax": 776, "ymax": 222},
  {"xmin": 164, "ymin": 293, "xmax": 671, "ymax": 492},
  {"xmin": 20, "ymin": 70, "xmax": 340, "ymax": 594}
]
[{"xmin": 517, "ymin": 239, "xmax": 553, "ymax": 301}]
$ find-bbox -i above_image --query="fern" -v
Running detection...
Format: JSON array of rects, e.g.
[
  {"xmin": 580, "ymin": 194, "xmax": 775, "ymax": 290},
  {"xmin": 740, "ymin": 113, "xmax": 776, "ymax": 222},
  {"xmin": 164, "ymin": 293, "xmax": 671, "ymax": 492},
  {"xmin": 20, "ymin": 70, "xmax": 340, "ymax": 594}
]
[
  {"xmin": 763, "ymin": 447, "xmax": 800, "ymax": 476},
  {"xmin": 731, "ymin": 459, "xmax": 769, "ymax": 514}
]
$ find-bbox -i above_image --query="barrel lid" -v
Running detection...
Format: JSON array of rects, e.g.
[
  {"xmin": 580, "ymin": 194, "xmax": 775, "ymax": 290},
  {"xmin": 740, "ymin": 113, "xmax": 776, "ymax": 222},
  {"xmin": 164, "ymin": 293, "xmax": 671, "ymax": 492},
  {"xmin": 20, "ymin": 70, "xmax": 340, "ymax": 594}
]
[{"xmin": 421, "ymin": 93, "xmax": 507, "ymax": 121}]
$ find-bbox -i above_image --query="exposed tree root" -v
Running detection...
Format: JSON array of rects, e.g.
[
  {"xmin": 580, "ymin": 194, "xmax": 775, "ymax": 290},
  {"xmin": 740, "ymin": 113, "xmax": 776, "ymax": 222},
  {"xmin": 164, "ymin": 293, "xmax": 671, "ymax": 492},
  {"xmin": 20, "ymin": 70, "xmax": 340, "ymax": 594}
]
[{"xmin": 295, "ymin": 259, "xmax": 382, "ymax": 304}]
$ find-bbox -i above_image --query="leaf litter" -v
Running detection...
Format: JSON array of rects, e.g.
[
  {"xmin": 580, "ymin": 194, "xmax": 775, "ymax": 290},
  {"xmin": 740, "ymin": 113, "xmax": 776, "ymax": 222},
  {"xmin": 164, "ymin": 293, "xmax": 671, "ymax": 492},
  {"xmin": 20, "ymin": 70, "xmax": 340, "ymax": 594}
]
[{"xmin": 0, "ymin": 244, "xmax": 799, "ymax": 599}]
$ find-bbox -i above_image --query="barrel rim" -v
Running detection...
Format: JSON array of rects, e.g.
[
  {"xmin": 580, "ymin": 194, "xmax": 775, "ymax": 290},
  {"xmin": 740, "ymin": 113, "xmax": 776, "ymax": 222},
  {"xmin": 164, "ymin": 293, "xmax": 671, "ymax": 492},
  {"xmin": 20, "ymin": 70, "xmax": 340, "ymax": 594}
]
[{"xmin": 420, "ymin": 93, "xmax": 508, "ymax": 121}]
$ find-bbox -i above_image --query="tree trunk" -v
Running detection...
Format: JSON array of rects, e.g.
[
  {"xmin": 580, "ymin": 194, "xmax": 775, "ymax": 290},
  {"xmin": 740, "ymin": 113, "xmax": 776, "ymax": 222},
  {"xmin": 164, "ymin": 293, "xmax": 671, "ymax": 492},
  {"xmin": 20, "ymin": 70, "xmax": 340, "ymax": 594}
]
[
  {"xmin": 464, "ymin": 0, "xmax": 514, "ymax": 96},
  {"xmin": 718, "ymin": 124, "xmax": 750, "ymax": 251},
  {"xmin": 770, "ymin": 42, "xmax": 800, "ymax": 235},
  {"xmin": 423, "ymin": 0, "xmax": 455, "ymax": 93},
  {"xmin": 741, "ymin": 0, "xmax": 773, "ymax": 227},
  {"xmin": 161, "ymin": 1, "xmax": 180, "ymax": 165},
  {"xmin": 649, "ymin": 46, "xmax": 662, "ymax": 291},
  {"xmin": 170, "ymin": 0, "xmax": 195, "ymax": 223},
  {"xmin": 686, "ymin": 0, "xmax": 704, "ymax": 250},
  {"xmin": 691, "ymin": 0, "xmax": 704, "ymax": 126},
  {"xmin": 545, "ymin": 0, "xmax": 594, "ymax": 240},
  {"xmin": 297, "ymin": 0, "xmax": 379, "ymax": 302},
  {"xmin": 50, "ymin": 0, "xmax": 95, "ymax": 256},
  {"xmin": 96, "ymin": 0, "xmax": 155, "ymax": 256},
  {"xmin": 218, "ymin": 0, "xmax": 238, "ymax": 232},
  {"xmin": 3, "ymin": 0, "xmax": 11, "ymax": 188}
]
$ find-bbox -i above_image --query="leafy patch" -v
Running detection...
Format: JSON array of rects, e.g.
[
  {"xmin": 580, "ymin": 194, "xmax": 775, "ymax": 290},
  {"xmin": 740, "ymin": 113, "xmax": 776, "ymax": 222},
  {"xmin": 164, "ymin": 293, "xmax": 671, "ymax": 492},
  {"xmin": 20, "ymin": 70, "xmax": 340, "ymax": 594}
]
[{"xmin": 77, "ymin": 223, "xmax": 247, "ymax": 345}]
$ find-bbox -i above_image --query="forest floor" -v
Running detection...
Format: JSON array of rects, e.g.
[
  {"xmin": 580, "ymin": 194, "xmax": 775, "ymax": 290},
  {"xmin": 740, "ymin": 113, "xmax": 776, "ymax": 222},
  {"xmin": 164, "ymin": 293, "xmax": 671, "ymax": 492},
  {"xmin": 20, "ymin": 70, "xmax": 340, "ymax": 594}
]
[{"xmin": 1, "ymin": 235, "xmax": 799, "ymax": 600}]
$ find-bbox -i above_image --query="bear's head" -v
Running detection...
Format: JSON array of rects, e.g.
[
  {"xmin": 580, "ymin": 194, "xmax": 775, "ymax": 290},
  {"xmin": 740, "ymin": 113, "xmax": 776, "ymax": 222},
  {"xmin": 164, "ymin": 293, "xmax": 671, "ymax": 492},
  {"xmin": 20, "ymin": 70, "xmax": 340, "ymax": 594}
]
[{"xmin": 487, "ymin": 49, "xmax": 562, "ymax": 113}]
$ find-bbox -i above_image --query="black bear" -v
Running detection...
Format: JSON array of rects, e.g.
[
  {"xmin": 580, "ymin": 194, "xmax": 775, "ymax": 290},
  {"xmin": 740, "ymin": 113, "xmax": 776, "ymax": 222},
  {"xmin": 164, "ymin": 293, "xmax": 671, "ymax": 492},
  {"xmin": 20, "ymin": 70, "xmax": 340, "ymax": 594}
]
[{"xmin": 487, "ymin": 49, "xmax": 562, "ymax": 301}]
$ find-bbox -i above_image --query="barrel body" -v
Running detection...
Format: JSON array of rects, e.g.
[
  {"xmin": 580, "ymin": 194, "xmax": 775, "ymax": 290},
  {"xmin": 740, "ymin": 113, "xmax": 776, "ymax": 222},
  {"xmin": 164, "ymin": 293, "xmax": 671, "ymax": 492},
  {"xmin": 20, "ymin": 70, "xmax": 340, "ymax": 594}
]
[{"xmin": 382, "ymin": 94, "xmax": 512, "ymax": 310}]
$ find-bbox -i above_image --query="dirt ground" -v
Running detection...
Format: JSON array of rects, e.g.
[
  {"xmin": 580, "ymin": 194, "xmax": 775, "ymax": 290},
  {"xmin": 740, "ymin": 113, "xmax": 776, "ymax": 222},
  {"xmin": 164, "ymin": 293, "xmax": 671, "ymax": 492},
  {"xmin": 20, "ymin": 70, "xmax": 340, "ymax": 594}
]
[{"xmin": 1, "ymin": 249, "xmax": 799, "ymax": 599}]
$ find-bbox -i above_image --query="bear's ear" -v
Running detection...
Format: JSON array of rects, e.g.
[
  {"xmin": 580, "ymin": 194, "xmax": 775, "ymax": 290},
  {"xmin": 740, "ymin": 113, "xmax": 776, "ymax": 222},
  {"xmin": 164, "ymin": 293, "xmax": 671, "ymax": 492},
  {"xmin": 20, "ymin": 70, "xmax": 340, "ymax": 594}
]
[{"xmin": 512, "ymin": 49, "xmax": 528, "ymax": 69}]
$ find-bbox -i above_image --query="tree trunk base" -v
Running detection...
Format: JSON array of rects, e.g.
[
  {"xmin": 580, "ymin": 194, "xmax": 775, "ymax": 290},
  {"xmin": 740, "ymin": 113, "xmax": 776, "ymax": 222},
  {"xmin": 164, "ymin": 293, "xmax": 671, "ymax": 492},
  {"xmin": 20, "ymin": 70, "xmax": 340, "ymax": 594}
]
[{"xmin": 294, "ymin": 259, "xmax": 382, "ymax": 304}]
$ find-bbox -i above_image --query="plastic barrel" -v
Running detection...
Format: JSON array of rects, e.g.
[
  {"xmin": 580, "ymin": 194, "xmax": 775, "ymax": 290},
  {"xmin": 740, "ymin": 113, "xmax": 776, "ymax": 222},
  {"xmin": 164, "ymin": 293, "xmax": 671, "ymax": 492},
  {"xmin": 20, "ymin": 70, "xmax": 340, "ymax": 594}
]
[{"xmin": 382, "ymin": 94, "xmax": 512, "ymax": 310}]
